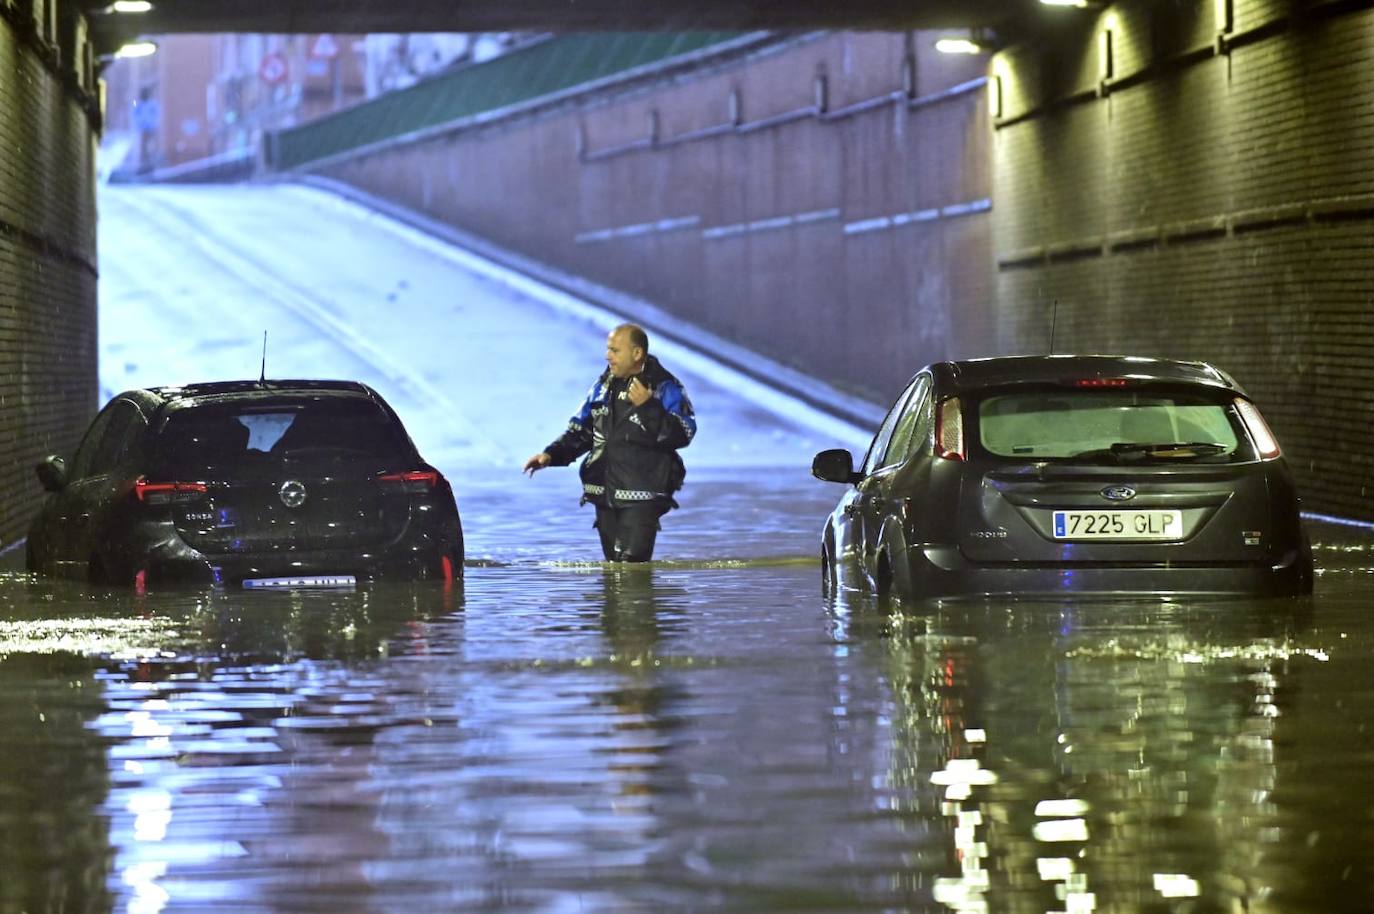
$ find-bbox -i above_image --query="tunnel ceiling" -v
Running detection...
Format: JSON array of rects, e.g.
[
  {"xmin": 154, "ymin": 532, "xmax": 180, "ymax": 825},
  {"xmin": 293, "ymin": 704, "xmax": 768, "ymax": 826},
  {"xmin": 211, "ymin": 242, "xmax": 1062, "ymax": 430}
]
[{"xmin": 80, "ymin": 0, "xmax": 1056, "ymax": 54}]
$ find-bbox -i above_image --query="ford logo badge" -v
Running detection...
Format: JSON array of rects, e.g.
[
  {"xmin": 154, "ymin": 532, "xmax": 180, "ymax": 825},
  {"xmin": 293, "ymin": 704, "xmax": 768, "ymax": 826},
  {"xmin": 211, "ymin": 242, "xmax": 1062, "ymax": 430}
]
[
  {"xmin": 279, "ymin": 480, "xmax": 308, "ymax": 508},
  {"xmin": 1101, "ymin": 485, "xmax": 1136, "ymax": 501}
]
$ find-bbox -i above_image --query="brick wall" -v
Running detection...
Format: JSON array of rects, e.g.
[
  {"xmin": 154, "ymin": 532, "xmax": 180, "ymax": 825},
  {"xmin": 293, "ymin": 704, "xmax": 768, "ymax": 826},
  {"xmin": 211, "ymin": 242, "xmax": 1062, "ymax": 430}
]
[
  {"xmin": 315, "ymin": 32, "xmax": 994, "ymax": 407},
  {"xmin": 0, "ymin": 10, "xmax": 100, "ymax": 553},
  {"xmin": 992, "ymin": 0, "xmax": 1374, "ymax": 519}
]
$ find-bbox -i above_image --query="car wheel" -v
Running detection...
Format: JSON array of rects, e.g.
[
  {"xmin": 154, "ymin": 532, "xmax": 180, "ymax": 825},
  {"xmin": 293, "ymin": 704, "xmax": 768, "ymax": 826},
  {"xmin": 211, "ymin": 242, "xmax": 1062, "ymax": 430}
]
[
  {"xmin": 821, "ymin": 544, "xmax": 835, "ymax": 597},
  {"xmin": 874, "ymin": 551, "xmax": 894, "ymax": 597},
  {"xmin": 1298, "ymin": 535, "xmax": 1315, "ymax": 595}
]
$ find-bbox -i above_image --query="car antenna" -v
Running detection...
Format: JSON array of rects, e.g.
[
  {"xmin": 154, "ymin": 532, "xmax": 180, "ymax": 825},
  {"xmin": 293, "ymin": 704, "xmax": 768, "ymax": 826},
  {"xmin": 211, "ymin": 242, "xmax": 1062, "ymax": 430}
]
[
  {"xmin": 1048, "ymin": 299, "xmax": 1059, "ymax": 354},
  {"xmin": 259, "ymin": 331, "xmax": 268, "ymax": 386}
]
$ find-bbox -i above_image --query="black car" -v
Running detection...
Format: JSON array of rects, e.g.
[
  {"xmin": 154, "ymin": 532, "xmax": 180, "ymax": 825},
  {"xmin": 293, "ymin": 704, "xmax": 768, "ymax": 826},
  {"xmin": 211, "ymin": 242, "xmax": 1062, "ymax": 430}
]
[
  {"xmin": 26, "ymin": 380, "xmax": 463, "ymax": 589},
  {"xmin": 812, "ymin": 355, "xmax": 1313, "ymax": 600}
]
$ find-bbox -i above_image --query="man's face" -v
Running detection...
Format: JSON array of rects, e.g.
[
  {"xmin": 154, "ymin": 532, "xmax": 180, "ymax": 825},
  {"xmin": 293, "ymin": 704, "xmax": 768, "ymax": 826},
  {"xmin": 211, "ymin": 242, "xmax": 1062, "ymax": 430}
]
[{"xmin": 605, "ymin": 330, "xmax": 643, "ymax": 379}]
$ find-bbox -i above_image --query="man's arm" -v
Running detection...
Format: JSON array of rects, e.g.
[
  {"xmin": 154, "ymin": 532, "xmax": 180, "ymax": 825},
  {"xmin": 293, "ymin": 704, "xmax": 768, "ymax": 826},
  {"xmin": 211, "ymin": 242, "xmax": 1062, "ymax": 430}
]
[{"xmin": 532, "ymin": 384, "xmax": 599, "ymax": 471}]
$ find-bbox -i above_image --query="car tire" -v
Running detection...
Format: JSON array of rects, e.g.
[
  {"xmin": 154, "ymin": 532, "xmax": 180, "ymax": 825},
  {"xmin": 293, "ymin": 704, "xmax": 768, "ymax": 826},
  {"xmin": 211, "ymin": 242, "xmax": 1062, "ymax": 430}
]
[
  {"xmin": 88, "ymin": 553, "xmax": 114, "ymax": 586},
  {"xmin": 874, "ymin": 551, "xmax": 893, "ymax": 597},
  {"xmin": 821, "ymin": 544, "xmax": 835, "ymax": 597},
  {"xmin": 1298, "ymin": 535, "xmax": 1315, "ymax": 595}
]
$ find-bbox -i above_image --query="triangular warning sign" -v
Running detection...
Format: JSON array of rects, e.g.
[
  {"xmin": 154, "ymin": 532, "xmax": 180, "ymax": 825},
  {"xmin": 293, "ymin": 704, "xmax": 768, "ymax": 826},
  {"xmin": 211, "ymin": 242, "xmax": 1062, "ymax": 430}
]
[{"xmin": 310, "ymin": 34, "xmax": 339, "ymax": 59}]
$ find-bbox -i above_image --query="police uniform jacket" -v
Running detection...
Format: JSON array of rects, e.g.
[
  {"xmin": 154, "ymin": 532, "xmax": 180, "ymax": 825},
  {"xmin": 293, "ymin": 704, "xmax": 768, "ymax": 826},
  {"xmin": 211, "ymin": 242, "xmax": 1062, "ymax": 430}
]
[{"xmin": 544, "ymin": 354, "xmax": 696, "ymax": 509}]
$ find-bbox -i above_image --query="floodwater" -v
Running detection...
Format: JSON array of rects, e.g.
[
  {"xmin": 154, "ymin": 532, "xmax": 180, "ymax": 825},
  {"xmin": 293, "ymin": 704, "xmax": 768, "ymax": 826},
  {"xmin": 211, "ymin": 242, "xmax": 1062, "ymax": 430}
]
[{"xmin": 2, "ymin": 465, "xmax": 1373, "ymax": 914}]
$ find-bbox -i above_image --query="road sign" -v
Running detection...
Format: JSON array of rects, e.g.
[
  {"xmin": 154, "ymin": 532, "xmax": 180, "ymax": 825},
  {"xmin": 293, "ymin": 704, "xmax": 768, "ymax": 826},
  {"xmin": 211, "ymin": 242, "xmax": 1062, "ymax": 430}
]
[
  {"xmin": 310, "ymin": 34, "xmax": 339, "ymax": 60},
  {"xmin": 259, "ymin": 51, "xmax": 288, "ymax": 85}
]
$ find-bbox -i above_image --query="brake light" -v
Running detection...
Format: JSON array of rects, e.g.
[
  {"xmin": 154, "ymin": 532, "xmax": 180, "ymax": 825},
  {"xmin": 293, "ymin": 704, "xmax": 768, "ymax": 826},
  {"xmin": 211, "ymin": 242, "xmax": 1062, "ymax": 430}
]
[
  {"xmin": 134, "ymin": 477, "xmax": 208, "ymax": 504},
  {"xmin": 1074, "ymin": 378, "xmax": 1130, "ymax": 388},
  {"xmin": 378, "ymin": 470, "xmax": 441, "ymax": 493},
  {"xmin": 1234, "ymin": 398, "xmax": 1281, "ymax": 459},
  {"xmin": 935, "ymin": 397, "xmax": 965, "ymax": 461}
]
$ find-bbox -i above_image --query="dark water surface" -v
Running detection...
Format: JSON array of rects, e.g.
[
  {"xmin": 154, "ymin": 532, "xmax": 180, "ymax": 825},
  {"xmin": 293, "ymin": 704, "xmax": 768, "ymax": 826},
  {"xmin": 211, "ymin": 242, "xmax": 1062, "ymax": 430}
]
[{"xmin": 2, "ymin": 466, "xmax": 1372, "ymax": 913}]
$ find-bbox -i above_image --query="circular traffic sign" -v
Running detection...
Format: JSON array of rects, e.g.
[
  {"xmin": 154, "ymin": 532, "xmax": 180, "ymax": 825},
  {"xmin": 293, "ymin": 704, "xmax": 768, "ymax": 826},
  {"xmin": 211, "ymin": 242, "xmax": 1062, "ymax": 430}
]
[{"xmin": 259, "ymin": 51, "xmax": 289, "ymax": 86}]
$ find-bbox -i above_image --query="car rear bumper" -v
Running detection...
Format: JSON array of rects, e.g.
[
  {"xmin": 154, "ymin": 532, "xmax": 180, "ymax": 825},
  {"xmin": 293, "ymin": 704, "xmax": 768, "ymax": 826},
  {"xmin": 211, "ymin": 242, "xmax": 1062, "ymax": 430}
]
[
  {"xmin": 898, "ymin": 541, "xmax": 1312, "ymax": 599},
  {"xmin": 124, "ymin": 522, "xmax": 463, "ymax": 588}
]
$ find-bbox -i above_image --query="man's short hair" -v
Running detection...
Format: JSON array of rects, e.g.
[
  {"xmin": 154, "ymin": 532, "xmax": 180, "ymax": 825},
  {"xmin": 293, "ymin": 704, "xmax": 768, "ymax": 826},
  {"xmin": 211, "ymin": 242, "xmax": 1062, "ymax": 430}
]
[{"xmin": 615, "ymin": 323, "xmax": 649, "ymax": 354}]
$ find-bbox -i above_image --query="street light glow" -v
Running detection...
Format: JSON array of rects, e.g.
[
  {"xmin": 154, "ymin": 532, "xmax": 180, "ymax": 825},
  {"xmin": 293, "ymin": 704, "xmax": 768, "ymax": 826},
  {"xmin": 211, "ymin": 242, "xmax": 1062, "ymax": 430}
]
[
  {"xmin": 935, "ymin": 38, "xmax": 986, "ymax": 55},
  {"xmin": 113, "ymin": 40, "xmax": 157, "ymax": 58}
]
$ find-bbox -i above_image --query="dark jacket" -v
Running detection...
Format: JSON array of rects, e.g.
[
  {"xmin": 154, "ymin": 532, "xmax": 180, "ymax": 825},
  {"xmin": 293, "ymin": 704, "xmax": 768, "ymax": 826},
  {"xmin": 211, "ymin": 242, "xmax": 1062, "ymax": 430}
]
[{"xmin": 544, "ymin": 354, "xmax": 696, "ymax": 509}]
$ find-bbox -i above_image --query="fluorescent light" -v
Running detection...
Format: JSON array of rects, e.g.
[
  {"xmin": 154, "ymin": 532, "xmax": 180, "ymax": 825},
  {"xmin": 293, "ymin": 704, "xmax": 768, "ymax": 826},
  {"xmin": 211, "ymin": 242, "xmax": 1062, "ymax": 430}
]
[
  {"xmin": 1042, "ymin": 0, "xmax": 1091, "ymax": 6},
  {"xmin": 110, "ymin": 0, "xmax": 154, "ymax": 11},
  {"xmin": 936, "ymin": 38, "xmax": 986, "ymax": 55},
  {"xmin": 113, "ymin": 41, "xmax": 157, "ymax": 58}
]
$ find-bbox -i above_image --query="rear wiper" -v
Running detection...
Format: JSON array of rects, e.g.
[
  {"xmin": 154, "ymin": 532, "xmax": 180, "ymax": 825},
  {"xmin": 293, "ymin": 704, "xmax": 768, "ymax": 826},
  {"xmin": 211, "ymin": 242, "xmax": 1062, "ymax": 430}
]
[{"xmin": 1065, "ymin": 442, "xmax": 1228, "ymax": 463}]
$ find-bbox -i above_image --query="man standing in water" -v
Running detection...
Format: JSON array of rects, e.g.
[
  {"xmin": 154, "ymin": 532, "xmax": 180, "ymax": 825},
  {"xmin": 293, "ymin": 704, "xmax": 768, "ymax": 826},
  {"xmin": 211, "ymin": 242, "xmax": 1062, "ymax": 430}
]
[{"xmin": 524, "ymin": 323, "xmax": 696, "ymax": 562}]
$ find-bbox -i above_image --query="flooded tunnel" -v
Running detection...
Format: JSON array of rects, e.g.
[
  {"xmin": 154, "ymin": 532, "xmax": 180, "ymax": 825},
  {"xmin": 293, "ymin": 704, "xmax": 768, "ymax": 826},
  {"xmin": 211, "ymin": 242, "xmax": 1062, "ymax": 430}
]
[{"xmin": 4, "ymin": 1, "xmax": 1374, "ymax": 912}]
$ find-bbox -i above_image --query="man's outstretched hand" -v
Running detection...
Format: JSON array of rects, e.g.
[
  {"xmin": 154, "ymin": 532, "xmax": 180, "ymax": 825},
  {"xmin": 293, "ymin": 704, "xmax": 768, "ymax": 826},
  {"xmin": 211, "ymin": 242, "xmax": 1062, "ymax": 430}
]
[{"xmin": 523, "ymin": 452, "xmax": 552, "ymax": 476}]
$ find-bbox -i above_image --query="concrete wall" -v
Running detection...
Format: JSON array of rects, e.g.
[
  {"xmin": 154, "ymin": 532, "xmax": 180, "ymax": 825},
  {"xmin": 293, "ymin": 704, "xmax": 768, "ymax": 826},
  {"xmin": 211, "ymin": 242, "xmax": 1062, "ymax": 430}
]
[
  {"xmin": 0, "ymin": 6, "xmax": 101, "ymax": 553},
  {"xmin": 314, "ymin": 32, "xmax": 994, "ymax": 405},
  {"xmin": 991, "ymin": 0, "xmax": 1374, "ymax": 519}
]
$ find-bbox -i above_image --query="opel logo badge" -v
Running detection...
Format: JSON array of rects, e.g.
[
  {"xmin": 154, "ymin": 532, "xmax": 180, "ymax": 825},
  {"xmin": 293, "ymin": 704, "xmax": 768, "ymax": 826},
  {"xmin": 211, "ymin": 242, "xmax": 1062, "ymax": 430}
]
[
  {"xmin": 279, "ymin": 480, "xmax": 308, "ymax": 508},
  {"xmin": 1101, "ymin": 485, "xmax": 1136, "ymax": 501}
]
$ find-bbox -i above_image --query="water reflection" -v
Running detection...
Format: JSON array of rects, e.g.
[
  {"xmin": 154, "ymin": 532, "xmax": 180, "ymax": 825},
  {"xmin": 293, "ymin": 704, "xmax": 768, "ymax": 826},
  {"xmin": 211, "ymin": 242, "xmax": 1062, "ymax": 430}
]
[
  {"xmin": 0, "ymin": 651, "xmax": 113, "ymax": 914},
  {"xmin": 830, "ymin": 587, "xmax": 1321, "ymax": 913},
  {"xmin": 2, "ymin": 518, "xmax": 1372, "ymax": 913}
]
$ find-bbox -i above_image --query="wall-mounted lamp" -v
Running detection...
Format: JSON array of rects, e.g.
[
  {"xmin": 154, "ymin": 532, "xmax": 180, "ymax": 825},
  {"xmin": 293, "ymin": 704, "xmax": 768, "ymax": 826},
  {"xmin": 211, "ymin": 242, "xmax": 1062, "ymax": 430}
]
[
  {"xmin": 89, "ymin": 0, "xmax": 154, "ymax": 15},
  {"xmin": 935, "ymin": 29, "xmax": 997, "ymax": 55},
  {"xmin": 99, "ymin": 39, "xmax": 157, "ymax": 60},
  {"xmin": 935, "ymin": 38, "xmax": 987, "ymax": 55}
]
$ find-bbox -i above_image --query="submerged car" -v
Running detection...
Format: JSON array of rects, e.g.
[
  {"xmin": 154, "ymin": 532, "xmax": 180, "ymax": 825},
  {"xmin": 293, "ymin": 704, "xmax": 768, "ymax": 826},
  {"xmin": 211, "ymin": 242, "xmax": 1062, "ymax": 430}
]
[
  {"xmin": 812, "ymin": 355, "xmax": 1313, "ymax": 600},
  {"xmin": 26, "ymin": 380, "xmax": 463, "ymax": 589}
]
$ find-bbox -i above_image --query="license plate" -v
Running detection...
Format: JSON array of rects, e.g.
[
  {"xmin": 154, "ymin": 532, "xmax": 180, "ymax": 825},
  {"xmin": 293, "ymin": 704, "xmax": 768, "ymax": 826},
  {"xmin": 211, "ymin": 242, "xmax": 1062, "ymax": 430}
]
[
  {"xmin": 1052, "ymin": 510, "xmax": 1182, "ymax": 540},
  {"xmin": 242, "ymin": 575, "xmax": 357, "ymax": 589}
]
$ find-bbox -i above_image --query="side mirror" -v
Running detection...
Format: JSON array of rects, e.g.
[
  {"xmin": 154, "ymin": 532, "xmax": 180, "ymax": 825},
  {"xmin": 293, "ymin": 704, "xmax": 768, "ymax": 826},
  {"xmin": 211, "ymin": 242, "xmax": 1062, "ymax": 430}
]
[
  {"xmin": 812, "ymin": 448, "xmax": 860, "ymax": 484},
  {"xmin": 35, "ymin": 455, "xmax": 68, "ymax": 493}
]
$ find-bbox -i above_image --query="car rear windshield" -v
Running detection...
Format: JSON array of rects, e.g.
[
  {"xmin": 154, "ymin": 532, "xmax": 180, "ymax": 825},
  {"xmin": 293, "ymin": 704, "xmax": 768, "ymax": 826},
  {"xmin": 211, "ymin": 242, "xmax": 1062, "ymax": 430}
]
[
  {"xmin": 976, "ymin": 387, "xmax": 1253, "ymax": 462},
  {"xmin": 154, "ymin": 397, "xmax": 414, "ymax": 473}
]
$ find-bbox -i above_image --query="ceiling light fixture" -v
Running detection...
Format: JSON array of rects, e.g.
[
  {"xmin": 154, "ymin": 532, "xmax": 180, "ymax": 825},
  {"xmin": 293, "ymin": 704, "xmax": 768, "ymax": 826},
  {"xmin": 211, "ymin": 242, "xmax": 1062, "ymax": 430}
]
[
  {"xmin": 935, "ymin": 38, "xmax": 985, "ymax": 55},
  {"xmin": 934, "ymin": 30, "xmax": 1000, "ymax": 54},
  {"xmin": 111, "ymin": 40, "xmax": 157, "ymax": 58}
]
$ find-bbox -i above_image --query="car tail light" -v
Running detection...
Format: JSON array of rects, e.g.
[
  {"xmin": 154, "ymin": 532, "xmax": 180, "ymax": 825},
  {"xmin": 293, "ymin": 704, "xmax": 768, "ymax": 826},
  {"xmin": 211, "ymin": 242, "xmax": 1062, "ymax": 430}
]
[
  {"xmin": 378, "ymin": 470, "xmax": 442, "ymax": 493},
  {"xmin": 135, "ymin": 477, "xmax": 208, "ymax": 505},
  {"xmin": 935, "ymin": 397, "xmax": 965, "ymax": 461},
  {"xmin": 1234, "ymin": 398, "xmax": 1281, "ymax": 459}
]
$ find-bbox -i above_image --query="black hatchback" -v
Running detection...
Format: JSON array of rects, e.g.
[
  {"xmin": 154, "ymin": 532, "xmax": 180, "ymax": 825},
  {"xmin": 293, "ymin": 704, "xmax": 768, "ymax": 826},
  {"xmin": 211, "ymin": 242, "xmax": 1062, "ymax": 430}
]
[
  {"xmin": 812, "ymin": 355, "xmax": 1313, "ymax": 600},
  {"xmin": 26, "ymin": 380, "xmax": 463, "ymax": 589}
]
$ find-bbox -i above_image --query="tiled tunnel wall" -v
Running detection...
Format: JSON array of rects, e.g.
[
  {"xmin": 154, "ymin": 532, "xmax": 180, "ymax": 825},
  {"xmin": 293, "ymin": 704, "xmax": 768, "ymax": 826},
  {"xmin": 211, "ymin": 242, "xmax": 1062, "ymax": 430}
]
[
  {"xmin": 991, "ymin": 0, "xmax": 1374, "ymax": 519},
  {"xmin": 1, "ymin": 7, "xmax": 100, "ymax": 553}
]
